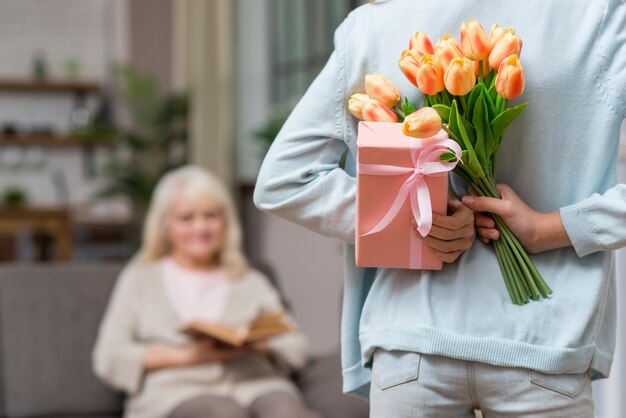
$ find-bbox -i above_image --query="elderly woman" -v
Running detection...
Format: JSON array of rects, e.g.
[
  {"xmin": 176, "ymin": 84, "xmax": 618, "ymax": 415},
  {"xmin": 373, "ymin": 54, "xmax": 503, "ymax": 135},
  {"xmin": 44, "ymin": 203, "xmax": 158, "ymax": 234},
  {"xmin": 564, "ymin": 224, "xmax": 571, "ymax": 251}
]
[{"xmin": 92, "ymin": 165, "xmax": 319, "ymax": 418}]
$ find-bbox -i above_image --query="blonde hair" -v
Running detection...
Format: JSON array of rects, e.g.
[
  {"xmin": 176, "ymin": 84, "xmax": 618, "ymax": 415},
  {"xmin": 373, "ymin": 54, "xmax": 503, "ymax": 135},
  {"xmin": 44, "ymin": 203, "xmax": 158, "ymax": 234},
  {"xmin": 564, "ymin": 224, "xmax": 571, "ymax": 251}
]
[{"xmin": 136, "ymin": 165, "xmax": 248, "ymax": 278}]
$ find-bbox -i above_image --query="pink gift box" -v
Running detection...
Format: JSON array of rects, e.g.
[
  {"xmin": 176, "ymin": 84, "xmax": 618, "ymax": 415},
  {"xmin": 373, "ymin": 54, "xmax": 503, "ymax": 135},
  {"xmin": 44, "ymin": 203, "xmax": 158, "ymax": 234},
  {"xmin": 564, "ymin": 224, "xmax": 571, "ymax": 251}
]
[{"xmin": 355, "ymin": 121, "xmax": 452, "ymax": 271}]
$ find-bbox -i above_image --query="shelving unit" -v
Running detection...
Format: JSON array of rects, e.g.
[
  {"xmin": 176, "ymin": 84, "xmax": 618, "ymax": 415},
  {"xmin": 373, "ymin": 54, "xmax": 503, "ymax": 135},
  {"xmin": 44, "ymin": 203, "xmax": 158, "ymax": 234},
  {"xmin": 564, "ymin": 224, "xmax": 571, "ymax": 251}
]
[
  {"xmin": 0, "ymin": 78, "xmax": 101, "ymax": 94},
  {"xmin": 0, "ymin": 134, "xmax": 113, "ymax": 148},
  {"xmin": 0, "ymin": 77, "xmax": 110, "ymax": 149}
]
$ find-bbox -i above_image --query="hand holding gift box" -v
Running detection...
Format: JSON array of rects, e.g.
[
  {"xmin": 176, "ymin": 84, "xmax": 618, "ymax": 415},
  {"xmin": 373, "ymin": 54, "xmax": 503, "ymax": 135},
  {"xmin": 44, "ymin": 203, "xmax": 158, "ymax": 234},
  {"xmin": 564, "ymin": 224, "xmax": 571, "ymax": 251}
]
[{"xmin": 356, "ymin": 122, "xmax": 461, "ymax": 270}]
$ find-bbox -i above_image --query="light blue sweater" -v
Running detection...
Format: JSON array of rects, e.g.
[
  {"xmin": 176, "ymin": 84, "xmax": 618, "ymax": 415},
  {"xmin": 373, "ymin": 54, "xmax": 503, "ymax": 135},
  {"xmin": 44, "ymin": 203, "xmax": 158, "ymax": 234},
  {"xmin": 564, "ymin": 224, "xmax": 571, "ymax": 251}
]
[{"xmin": 254, "ymin": 0, "xmax": 626, "ymax": 399}]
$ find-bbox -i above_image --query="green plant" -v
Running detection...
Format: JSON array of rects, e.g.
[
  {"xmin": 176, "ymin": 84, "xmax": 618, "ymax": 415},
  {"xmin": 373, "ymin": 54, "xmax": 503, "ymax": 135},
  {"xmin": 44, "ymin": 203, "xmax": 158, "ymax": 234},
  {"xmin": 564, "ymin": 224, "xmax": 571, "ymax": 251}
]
[
  {"xmin": 2, "ymin": 187, "xmax": 27, "ymax": 206},
  {"xmin": 92, "ymin": 66, "xmax": 189, "ymax": 212},
  {"xmin": 254, "ymin": 107, "xmax": 292, "ymax": 151}
]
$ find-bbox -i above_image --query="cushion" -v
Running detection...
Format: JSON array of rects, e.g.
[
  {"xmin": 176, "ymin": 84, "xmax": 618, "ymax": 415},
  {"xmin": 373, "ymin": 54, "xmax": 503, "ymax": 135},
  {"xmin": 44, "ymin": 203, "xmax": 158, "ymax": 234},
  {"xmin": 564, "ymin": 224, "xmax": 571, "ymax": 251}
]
[
  {"xmin": 0, "ymin": 263, "xmax": 124, "ymax": 417},
  {"xmin": 296, "ymin": 351, "xmax": 369, "ymax": 418}
]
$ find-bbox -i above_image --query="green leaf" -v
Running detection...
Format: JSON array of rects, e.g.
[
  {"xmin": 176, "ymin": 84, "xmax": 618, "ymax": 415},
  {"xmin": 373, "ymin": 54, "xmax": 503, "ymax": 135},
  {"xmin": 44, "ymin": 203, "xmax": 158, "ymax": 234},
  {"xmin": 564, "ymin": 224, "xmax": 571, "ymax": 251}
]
[
  {"xmin": 466, "ymin": 84, "xmax": 483, "ymax": 122},
  {"xmin": 448, "ymin": 100, "xmax": 463, "ymax": 148},
  {"xmin": 472, "ymin": 93, "xmax": 488, "ymax": 170},
  {"xmin": 402, "ymin": 97, "xmax": 417, "ymax": 117},
  {"xmin": 459, "ymin": 112, "xmax": 477, "ymax": 145},
  {"xmin": 454, "ymin": 101, "xmax": 485, "ymax": 178},
  {"xmin": 439, "ymin": 151, "xmax": 457, "ymax": 163},
  {"xmin": 424, "ymin": 95, "xmax": 431, "ymax": 107},
  {"xmin": 482, "ymin": 84, "xmax": 497, "ymax": 120},
  {"xmin": 441, "ymin": 91, "xmax": 451, "ymax": 106},
  {"xmin": 432, "ymin": 104, "xmax": 450, "ymax": 123},
  {"xmin": 486, "ymin": 71, "xmax": 497, "ymax": 89},
  {"xmin": 483, "ymin": 99, "xmax": 496, "ymax": 164},
  {"xmin": 488, "ymin": 83, "xmax": 498, "ymax": 107},
  {"xmin": 490, "ymin": 103, "xmax": 528, "ymax": 141}
]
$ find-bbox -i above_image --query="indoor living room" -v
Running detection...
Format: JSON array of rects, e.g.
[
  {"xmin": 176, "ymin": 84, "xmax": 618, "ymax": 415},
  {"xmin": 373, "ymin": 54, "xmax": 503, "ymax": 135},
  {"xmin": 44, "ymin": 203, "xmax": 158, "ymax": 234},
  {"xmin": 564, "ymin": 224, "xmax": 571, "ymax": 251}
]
[{"xmin": 0, "ymin": 1, "xmax": 624, "ymax": 418}]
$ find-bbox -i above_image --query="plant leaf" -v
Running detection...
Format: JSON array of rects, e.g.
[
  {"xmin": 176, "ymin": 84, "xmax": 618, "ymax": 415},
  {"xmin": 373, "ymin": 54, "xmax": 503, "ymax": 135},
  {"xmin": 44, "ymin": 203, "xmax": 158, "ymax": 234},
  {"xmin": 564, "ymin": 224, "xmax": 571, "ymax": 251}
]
[
  {"xmin": 482, "ymin": 84, "xmax": 497, "ymax": 120},
  {"xmin": 472, "ymin": 93, "xmax": 488, "ymax": 170},
  {"xmin": 454, "ymin": 102, "xmax": 484, "ymax": 178},
  {"xmin": 402, "ymin": 97, "xmax": 417, "ymax": 117},
  {"xmin": 439, "ymin": 151, "xmax": 457, "ymax": 163},
  {"xmin": 448, "ymin": 100, "xmax": 463, "ymax": 148},
  {"xmin": 467, "ymin": 83, "xmax": 483, "ymax": 122},
  {"xmin": 432, "ymin": 104, "xmax": 450, "ymax": 123},
  {"xmin": 490, "ymin": 103, "xmax": 528, "ymax": 142},
  {"xmin": 442, "ymin": 91, "xmax": 451, "ymax": 106}
]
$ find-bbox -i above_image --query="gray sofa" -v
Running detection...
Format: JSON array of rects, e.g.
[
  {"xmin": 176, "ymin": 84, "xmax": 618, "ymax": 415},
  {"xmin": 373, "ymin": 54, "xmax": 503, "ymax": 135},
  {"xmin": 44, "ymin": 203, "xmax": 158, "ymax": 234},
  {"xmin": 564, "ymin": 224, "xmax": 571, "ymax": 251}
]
[{"xmin": 0, "ymin": 263, "xmax": 368, "ymax": 418}]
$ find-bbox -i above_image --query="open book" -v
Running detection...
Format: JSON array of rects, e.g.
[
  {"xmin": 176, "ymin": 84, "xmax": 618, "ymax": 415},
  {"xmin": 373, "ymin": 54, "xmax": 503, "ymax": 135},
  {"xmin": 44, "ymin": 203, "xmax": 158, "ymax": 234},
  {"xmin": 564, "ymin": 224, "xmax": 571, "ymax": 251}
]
[{"xmin": 182, "ymin": 310, "xmax": 292, "ymax": 347}]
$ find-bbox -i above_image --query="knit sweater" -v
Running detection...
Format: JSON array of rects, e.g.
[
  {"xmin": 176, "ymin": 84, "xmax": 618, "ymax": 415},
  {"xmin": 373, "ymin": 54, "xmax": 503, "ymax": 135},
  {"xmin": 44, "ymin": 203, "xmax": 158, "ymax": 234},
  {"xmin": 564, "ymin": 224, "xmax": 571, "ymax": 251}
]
[
  {"xmin": 92, "ymin": 261, "xmax": 308, "ymax": 417},
  {"xmin": 254, "ymin": 0, "xmax": 626, "ymax": 399}
]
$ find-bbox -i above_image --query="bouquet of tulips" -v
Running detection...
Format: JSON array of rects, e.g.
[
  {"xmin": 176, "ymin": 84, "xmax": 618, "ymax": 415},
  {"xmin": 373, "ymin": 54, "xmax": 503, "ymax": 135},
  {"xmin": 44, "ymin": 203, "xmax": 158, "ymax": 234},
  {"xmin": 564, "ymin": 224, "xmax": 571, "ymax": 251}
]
[{"xmin": 348, "ymin": 19, "xmax": 551, "ymax": 305}]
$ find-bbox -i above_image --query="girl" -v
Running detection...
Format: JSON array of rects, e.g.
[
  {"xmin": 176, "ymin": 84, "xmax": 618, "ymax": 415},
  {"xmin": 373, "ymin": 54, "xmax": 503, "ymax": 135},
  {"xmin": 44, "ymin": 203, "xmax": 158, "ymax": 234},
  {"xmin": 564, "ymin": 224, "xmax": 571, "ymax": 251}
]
[{"xmin": 254, "ymin": 0, "xmax": 626, "ymax": 416}]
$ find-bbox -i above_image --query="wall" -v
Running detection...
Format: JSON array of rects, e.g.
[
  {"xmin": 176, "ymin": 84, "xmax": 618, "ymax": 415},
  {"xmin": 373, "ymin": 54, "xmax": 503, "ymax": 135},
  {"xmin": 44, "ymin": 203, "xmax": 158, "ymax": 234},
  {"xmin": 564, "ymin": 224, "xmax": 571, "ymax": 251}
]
[
  {"xmin": 0, "ymin": 0, "xmax": 177, "ymax": 224},
  {"xmin": 128, "ymin": 0, "xmax": 173, "ymax": 92},
  {"xmin": 0, "ymin": 0, "xmax": 128, "ymax": 219},
  {"xmin": 233, "ymin": 0, "xmax": 273, "ymax": 184},
  {"xmin": 592, "ymin": 121, "xmax": 626, "ymax": 418}
]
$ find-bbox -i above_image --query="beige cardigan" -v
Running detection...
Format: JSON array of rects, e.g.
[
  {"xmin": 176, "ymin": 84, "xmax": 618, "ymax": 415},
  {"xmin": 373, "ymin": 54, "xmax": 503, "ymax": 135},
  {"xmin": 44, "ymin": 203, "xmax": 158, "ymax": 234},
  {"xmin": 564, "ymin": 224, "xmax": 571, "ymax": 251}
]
[{"xmin": 92, "ymin": 260, "xmax": 309, "ymax": 418}]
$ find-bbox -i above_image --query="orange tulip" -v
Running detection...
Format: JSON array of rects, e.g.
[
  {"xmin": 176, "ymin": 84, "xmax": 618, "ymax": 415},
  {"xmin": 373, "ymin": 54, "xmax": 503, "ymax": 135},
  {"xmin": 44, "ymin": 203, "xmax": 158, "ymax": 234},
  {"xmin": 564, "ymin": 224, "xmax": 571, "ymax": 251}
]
[
  {"xmin": 348, "ymin": 93, "xmax": 370, "ymax": 120},
  {"xmin": 495, "ymin": 55, "xmax": 525, "ymax": 99},
  {"xmin": 435, "ymin": 34, "xmax": 464, "ymax": 71},
  {"xmin": 409, "ymin": 31, "xmax": 435, "ymax": 55},
  {"xmin": 489, "ymin": 33, "xmax": 523, "ymax": 70},
  {"xmin": 403, "ymin": 107, "xmax": 442, "ymax": 138},
  {"xmin": 362, "ymin": 99, "xmax": 398, "ymax": 123},
  {"xmin": 365, "ymin": 73, "xmax": 401, "ymax": 108},
  {"xmin": 460, "ymin": 19, "xmax": 492, "ymax": 60},
  {"xmin": 444, "ymin": 57, "xmax": 476, "ymax": 96},
  {"xmin": 398, "ymin": 50, "xmax": 422, "ymax": 87},
  {"xmin": 415, "ymin": 55, "xmax": 445, "ymax": 95},
  {"xmin": 472, "ymin": 59, "xmax": 481, "ymax": 78},
  {"xmin": 489, "ymin": 24, "xmax": 516, "ymax": 48}
]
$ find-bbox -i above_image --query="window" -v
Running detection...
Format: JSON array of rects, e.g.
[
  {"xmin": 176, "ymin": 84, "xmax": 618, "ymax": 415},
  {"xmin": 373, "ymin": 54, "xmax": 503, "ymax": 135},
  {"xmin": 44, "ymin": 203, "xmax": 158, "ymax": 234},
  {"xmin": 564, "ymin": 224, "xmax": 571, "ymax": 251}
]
[{"xmin": 268, "ymin": 0, "xmax": 366, "ymax": 107}]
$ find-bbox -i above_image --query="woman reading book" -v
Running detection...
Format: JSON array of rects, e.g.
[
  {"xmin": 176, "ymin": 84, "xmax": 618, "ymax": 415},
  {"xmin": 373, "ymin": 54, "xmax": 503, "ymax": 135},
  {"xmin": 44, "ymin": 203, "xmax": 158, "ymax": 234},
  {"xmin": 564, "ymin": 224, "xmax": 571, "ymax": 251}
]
[{"xmin": 92, "ymin": 165, "xmax": 320, "ymax": 418}]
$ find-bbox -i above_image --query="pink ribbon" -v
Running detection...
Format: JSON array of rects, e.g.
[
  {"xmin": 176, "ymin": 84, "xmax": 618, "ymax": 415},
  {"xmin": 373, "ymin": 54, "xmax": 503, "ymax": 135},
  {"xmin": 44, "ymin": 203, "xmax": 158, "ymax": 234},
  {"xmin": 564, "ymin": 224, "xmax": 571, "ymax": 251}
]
[{"xmin": 358, "ymin": 133, "xmax": 462, "ymax": 243}]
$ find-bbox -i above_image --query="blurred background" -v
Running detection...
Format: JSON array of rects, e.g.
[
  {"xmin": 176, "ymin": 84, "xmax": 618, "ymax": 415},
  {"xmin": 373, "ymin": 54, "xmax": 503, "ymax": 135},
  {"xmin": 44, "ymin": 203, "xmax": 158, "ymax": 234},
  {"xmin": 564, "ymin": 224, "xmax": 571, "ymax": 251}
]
[{"xmin": 0, "ymin": 1, "xmax": 622, "ymax": 417}]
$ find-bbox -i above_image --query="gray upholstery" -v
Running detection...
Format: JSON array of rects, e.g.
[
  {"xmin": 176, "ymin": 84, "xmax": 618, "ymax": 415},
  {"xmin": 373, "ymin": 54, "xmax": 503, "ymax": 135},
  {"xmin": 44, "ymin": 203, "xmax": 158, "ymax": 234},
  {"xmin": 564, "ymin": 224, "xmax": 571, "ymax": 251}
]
[
  {"xmin": 0, "ymin": 263, "xmax": 367, "ymax": 418},
  {"xmin": 0, "ymin": 264, "xmax": 124, "ymax": 418},
  {"xmin": 297, "ymin": 353, "xmax": 369, "ymax": 418}
]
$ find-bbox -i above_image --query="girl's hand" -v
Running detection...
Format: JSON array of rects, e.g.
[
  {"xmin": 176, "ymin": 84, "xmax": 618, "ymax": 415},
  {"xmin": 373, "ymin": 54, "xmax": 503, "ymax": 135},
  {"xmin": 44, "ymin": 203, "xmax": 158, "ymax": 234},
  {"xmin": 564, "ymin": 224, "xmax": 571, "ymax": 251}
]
[
  {"xmin": 414, "ymin": 191, "xmax": 475, "ymax": 264},
  {"xmin": 462, "ymin": 184, "xmax": 571, "ymax": 254}
]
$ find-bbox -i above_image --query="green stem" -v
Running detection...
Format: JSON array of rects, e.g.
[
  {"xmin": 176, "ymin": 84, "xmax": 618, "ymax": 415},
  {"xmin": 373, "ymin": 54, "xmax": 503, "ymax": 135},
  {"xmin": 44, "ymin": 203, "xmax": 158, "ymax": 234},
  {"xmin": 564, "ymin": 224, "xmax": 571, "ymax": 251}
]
[
  {"xmin": 394, "ymin": 105, "xmax": 406, "ymax": 121},
  {"xmin": 477, "ymin": 176, "xmax": 499, "ymax": 199},
  {"xmin": 492, "ymin": 216, "xmax": 543, "ymax": 298},
  {"xmin": 459, "ymin": 95, "xmax": 468, "ymax": 116},
  {"xmin": 501, "ymin": 239, "xmax": 528, "ymax": 304},
  {"xmin": 500, "ymin": 98, "xmax": 509, "ymax": 113},
  {"xmin": 494, "ymin": 238, "xmax": 519, "ymax": 305},
  {"xmin": 503, "ymin": 237, "xmax": 533, "ymax": 301}
]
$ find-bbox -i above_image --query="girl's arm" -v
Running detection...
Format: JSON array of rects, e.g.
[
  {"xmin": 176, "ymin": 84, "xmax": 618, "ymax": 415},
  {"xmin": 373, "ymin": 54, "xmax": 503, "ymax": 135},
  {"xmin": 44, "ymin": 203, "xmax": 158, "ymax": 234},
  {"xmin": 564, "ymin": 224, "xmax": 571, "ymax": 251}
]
[{"xmin": 253, "ymin": 20, "xmax": 356, "ymax": 244}]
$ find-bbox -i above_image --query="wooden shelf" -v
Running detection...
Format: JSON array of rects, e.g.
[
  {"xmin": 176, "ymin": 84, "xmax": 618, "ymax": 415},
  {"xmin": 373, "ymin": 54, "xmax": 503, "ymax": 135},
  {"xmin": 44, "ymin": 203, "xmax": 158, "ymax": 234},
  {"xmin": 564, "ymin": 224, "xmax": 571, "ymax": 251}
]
[
  {"xmin": 0, "ymin": 78, "xmax": 101, "ymax": 94},
  {"xmin": 0, "ymin": 134, "xmax": 114, "ymax": 147}
]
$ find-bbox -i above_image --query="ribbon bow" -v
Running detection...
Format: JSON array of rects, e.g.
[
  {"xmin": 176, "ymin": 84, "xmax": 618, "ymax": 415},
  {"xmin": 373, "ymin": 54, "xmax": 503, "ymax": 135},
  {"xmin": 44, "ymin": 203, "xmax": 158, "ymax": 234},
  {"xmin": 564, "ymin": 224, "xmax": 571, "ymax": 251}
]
[{"xmin": 358, "ymin": 134, "xmax": 462, "ymax": 238}]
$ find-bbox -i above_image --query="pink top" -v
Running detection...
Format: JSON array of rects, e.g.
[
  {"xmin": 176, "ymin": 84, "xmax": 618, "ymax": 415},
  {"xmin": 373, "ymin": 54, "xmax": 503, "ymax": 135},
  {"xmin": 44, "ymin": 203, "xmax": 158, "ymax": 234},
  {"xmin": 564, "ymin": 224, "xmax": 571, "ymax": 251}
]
[{"xmin": 160, "ymin": 257, "xmax": 232, "ymax": 324}]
